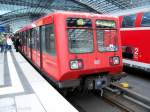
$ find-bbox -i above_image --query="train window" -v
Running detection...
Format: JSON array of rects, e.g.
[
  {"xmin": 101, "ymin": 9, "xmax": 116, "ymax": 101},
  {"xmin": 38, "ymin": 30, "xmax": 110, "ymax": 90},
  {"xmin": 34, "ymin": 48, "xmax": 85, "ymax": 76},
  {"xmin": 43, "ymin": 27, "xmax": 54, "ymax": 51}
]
[
  {"xmin": 41, "ymin": 26, "xmax": 46, "ymax": 53},
  {"xmin": 26, "ymin": 30, "xmax": 30, "ymax": 48},
  {"xmin": 22, "ymin": 32, "xmax": 26, "ymax": 46},
  {"xmin": 122, "ymin": 46, "xmax": 134, "ymax": 59},
  {"xmin": 25, "ymin": 32, "xmax": 27, "ymax": 46},
  {"xmin": 141, "ymin": 12, "xmax": 150, "ymax": 27},
  {"xmin": 45, "ymin": 24, "xmax": 56, "ymax": 55},
  {"xmin": 67, "ymin": 18, "xmax": 92, "ymax": 27},
  {"xmin": 96, "ymin": 30, "xmax": 118, "ymax": 52},
  {"xmin": 36, "ymin": 27, "xmax": 40, "ymax": 51},
  {"xmin": 22, "ymin": 32, "xmax": 24, "ymax": 45},
  {"xmin": 122, "ymin": 14, "xmax": 136, "ymax": 27},
  {"xmin": 68, "ymin": 29, "xmax": 93, "ymax": 53},
  {"xmin": 31, "ymin": 28, "xmax": 36, "ymax": 49}
]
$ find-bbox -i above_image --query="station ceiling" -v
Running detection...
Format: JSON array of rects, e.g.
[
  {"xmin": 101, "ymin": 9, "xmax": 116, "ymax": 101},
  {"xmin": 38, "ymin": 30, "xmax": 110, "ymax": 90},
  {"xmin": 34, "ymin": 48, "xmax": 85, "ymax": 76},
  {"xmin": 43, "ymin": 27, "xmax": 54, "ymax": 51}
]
[{"xmin": 0, "ymin": 0, "xmax": 150, "ymax": 31}]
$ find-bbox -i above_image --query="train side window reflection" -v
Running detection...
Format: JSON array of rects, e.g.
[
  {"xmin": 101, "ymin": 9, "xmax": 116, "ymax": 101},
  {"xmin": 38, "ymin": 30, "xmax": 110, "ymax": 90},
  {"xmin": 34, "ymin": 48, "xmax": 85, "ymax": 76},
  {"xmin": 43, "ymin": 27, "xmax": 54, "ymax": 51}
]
[
  {"xmin": 27, "ymin": 30, "xmax": 30, "ymax": 48},
  {"xmin": 122, "ymin": 14, "xmax": 136, "ymax": 28},
  {"xmin": 43, "ymin": 24, "xmax": 56, "ymax": 56},
  {"xmin": 41, "ymin": 26, "xmax": 46, "ymax": 53},
  {"xmin": 36, "ymin": 27, "xmax": 40, "ymax": 51},
  {"xmin": 141, "ymin": 12, "xmax": 150, "ymax": 27},
  {"xmin": 31, "ymin": 29, "xmax": 34, "ymax": 49}
]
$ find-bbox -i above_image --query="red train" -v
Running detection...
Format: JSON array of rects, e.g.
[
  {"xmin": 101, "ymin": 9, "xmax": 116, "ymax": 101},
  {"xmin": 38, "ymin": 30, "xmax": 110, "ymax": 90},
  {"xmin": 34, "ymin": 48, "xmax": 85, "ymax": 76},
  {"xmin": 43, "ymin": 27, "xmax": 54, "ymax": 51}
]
[
  {"xmin": 16, "ymin": 11, "xmax": 122, "ymax": 91},
  {"xmin": 119, "ymin": 9, "xmax": 150, "ymax": 72}
]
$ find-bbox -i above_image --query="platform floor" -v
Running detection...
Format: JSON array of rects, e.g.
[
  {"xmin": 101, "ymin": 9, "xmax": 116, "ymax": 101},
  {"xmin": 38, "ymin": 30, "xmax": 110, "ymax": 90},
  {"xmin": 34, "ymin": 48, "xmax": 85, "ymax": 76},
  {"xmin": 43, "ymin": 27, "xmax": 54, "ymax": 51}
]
[{"xmin": 0, "ymin": 50, "xmax": 78, "ymax": 112}]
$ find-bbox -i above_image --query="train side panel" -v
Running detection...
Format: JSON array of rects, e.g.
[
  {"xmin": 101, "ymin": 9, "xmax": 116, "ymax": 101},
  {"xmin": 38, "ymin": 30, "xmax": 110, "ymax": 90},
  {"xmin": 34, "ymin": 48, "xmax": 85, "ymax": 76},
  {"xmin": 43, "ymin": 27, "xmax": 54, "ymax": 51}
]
[
  {"xmin": 121, "ymin": 29, "xmax": 150, "ymax": 63},
  {"xmin": 41, "ymin": 16, "xmax": 59, "ymax": 81},
  {"xmin": 120, "ymin": 11, "xmax": 150, "ymax": 72}
]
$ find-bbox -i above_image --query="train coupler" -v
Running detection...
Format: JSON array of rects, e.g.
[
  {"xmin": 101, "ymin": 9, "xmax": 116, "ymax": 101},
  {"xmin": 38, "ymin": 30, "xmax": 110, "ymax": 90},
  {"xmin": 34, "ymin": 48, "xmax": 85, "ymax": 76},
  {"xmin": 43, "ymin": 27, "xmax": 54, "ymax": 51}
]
[{"xmin": 84, "ymin": 76, "xmax": 108, "ymax": 90}]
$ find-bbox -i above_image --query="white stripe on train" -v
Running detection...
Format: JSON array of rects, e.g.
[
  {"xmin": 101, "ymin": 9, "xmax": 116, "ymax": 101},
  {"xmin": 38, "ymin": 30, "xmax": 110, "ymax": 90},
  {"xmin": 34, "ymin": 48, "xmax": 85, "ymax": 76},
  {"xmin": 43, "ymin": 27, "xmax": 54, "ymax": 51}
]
[
  {"xmin": 123, "ymin": 59, "xmax": 150, "ymax": 72},
  {"xmin": 121, "ymin": 27, "xmax": 150, "ymax": 31}
]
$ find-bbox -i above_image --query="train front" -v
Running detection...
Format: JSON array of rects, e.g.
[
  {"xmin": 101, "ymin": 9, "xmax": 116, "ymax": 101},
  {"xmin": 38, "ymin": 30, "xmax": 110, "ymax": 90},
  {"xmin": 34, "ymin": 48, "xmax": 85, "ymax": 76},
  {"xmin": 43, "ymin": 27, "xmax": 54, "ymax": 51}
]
[{"xmin": 56, "ymin": 13, "xmax": 123, "ymax": 90}]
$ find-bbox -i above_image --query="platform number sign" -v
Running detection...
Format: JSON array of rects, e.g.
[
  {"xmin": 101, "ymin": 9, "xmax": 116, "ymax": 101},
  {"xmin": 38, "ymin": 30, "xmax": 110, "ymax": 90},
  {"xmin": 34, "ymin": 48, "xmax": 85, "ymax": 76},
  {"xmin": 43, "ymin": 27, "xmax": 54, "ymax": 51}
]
[{"xmin": 134, "ymin": 48, "xmax": 139, "ymax": 59}]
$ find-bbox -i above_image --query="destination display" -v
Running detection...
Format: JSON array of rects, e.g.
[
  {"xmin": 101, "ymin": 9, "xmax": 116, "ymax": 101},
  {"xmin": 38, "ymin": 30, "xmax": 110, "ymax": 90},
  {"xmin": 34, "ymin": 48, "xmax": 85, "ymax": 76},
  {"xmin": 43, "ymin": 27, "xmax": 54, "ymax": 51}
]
[{"xmin": 96, "ymin": 20, "xmax": 116, "ymax": 28}]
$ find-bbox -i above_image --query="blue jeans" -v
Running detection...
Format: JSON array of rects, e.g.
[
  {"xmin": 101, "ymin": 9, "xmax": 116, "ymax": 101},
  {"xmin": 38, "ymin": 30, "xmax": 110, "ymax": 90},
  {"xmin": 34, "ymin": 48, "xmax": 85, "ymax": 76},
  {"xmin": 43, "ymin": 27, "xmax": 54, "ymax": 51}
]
[
  {"xmin": 0, "ymin": 44, "xmax": 4, "ymax": 52},
  {"xmin": 7, "ymin": 45, "xmax": 12, "ymax": 51},
  {"xmin": 4, "ymin": 44, "xmax": 8, "ymax": 52}
]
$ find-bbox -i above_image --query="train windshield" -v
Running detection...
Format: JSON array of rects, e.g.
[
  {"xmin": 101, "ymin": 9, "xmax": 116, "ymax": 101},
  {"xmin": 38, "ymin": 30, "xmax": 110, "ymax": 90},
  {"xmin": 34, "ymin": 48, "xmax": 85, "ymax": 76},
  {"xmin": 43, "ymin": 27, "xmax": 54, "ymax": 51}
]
[
  {"xmin": 67, "ymin": 18, "xmax": 93, "ymax": 53},
  {"xmin": 96, "ymin": 20, "xmax": 118, "ymax": 52}
]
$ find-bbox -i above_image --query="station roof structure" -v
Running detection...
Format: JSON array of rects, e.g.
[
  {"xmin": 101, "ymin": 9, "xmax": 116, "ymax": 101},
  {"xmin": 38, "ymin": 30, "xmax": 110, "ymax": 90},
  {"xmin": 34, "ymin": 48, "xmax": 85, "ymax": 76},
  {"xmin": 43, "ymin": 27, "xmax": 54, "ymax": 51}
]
[{"xmin": 0, "ymin": 0, "xmax": 150, "ymax": 32}]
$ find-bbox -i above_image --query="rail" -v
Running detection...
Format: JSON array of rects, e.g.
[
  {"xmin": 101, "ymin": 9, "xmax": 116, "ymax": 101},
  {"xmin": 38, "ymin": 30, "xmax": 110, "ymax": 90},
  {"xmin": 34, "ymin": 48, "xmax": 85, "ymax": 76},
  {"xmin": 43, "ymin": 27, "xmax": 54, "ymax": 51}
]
[
  {"xmin": 101, "ymin": 83, "xmax": 150, "ymax": 112},
  {"xmin": 110, "ymin": 83, "xmax": 150, "ymax": 110}
]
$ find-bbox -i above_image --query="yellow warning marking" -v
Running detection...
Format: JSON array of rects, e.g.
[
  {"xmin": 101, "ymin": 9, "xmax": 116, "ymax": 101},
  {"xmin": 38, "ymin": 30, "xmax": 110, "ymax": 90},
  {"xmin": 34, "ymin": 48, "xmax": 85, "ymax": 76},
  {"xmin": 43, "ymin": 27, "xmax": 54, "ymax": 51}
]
[{"xmin": 120, "ymin": 82, "xmax": 129, "ymax": 88}]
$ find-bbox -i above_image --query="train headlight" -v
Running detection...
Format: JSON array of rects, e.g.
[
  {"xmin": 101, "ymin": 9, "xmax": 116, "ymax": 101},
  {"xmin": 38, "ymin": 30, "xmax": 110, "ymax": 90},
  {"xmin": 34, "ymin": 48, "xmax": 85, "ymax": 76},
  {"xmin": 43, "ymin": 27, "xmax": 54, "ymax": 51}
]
[
  {"xmin": 70, "ymin": 59, "xmax": 83, "ymax": 70},
  {"xmin": 109, "ymin": 56, "xmax": 120, "ymax": 65}
]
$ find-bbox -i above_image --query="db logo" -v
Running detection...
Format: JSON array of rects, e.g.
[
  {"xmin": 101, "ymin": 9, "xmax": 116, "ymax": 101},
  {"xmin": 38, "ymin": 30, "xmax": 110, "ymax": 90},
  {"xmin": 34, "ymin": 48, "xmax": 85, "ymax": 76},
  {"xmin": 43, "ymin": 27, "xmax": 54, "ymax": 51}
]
[{"xmin": 94, "ymin": 59, "xmax": 100, "ymax": 65}]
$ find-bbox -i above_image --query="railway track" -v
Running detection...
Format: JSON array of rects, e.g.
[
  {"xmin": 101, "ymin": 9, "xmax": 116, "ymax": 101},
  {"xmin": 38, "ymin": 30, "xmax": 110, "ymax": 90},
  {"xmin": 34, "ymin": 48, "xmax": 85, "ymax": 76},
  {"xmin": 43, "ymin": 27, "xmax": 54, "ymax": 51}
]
[
  {"xmin": 66, "ymin": 83, "xmax": 150, "ymax": 112},
  {"xmin": 101, "ymin": 83, "xmax": 150, "ymax": 112},
  {"xmin": 102, "ymin": 94, "xmax": 135, "ymax": 112}
]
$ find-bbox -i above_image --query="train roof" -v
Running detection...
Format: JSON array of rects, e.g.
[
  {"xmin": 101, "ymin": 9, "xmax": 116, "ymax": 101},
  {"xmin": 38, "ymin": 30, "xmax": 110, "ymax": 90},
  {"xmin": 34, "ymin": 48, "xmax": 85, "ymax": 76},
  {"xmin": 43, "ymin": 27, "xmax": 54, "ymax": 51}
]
[
  {"xmin": 111, "ymin": 6, "xmax": 150, "ymax": 16},
  {"xmin": 16, "ymin": 11, "xmax": 118, "ymax": 33},
  {"xmin": 51, "ymin": 11, "xmax": 117, "ymax": 18}
]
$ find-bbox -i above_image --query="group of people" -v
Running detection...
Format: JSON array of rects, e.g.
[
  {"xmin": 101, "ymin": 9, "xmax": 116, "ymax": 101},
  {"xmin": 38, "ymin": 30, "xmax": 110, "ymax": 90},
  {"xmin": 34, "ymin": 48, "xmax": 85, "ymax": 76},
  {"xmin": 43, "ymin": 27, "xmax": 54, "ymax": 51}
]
[
  {"xmin": 0, "ymin": 34, "xmax": 21, "ymax": 53},
  {"xmin": 0, "ymin": 34, "xmax": 13, "ymax": 53}
]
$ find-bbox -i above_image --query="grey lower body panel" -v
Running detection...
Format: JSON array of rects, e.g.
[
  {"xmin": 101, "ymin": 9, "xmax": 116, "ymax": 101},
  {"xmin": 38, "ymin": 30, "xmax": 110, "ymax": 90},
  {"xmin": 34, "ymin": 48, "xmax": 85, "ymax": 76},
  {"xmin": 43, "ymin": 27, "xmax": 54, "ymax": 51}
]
[{"xmin": 58, "ymin": 79, "xmax": 81, "ymax": 88}]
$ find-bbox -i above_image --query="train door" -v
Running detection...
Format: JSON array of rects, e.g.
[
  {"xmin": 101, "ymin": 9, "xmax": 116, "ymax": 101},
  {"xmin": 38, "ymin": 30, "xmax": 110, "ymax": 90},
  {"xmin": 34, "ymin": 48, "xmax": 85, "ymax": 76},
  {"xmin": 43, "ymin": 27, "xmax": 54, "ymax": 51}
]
[
  {"xmin": 21, "ymin": 32, "xmax": 24, "ymax": 53},
  {"xmin": 23, "ymin": 31, "xmax": 27, "ymax": 55},
  {"xmin": 25, "ymin": 31, "xmax": 28, "ymax": 56},
  {"xmin": 31, "ymin": 28, "xmax": 36, "ymax": 64},
  {"xmin": 95, "ymin": 19, "xmax": 119, "ymax": 67},
  {"xmin": 35, "ymin": 27, "xmax": 41, "ymax": 67},
  {"xmin": 19, "ymin": 33, "xmax": 23, "ymax": 52},
  {"xmin": 41, "ymin": 25, "xmax": 45, "ymax": 70},
  {"xmin": 41, "ymin": 24, "xmax": 56, "ymax": 75},
  {"xmin": 28, "ymin": 30, "xmax": 32, "ymax": 59},
  {"xmin": 39, "ymin": 27, "xmax": 43, "ymax": 69},
  {"xmin": 26, "ymin": 30, "xmax": 30, "ymax": 58},
  {"xmin": 23, "ymin": 32, "xmax": 27, "ymax": 55},
  {"xmin": 29, "ymin": 30, "xmax": 32, "ymax": 60},
  {"xmin": 30, "ymin": 29, "xmax": 33, "ymax": 61}
]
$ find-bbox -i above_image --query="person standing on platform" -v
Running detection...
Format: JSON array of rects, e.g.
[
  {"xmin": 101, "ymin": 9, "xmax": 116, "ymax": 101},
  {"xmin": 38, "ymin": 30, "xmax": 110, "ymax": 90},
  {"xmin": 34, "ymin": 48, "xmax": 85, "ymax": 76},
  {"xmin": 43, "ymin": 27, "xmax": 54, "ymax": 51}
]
[
  {"xmin": 3, "ymin": 35, "xmax": 7, "ymax": 53},
  {"xmin": 6, "ymin": 36, "xmax": 13, "ymax": 52},
  {"xmin": 0, "ymin": 35, "xmax": 4, "ymax": 53},
  {"xmin": 15, "ymin": 35, "xmax": 21, "ymax": 52}
]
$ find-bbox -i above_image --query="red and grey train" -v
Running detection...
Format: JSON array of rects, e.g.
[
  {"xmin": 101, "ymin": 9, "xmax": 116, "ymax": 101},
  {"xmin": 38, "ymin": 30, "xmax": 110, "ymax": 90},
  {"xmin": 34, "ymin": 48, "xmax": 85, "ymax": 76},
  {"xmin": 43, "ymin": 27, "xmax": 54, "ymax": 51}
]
[
  {"xmin": 16, "ymin": 11, "xmax": 122, "ymax": 90},
  {"xmin": 118, "ymin": 9, "xmax": 150, "ymax": 72}
]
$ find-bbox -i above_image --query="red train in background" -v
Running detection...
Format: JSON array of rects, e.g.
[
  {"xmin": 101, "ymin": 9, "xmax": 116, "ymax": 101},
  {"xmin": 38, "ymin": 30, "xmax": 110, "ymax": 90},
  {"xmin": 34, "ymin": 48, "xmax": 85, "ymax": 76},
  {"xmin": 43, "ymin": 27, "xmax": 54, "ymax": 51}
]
[
  {"xmin": 16, "ymin": 11, "xmax": 122, "ymax": 91},
  {"xmin": 119, "ymin": 9, "xmax": 150, "ymax": 72}
]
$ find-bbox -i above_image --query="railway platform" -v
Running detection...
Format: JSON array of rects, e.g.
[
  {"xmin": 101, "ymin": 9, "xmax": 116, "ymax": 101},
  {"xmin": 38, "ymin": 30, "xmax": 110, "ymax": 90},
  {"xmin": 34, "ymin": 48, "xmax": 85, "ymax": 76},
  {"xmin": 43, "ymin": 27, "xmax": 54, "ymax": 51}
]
[{"xmin": 0, "ymin": 50, "xmax": 78, "ymax": 112}]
